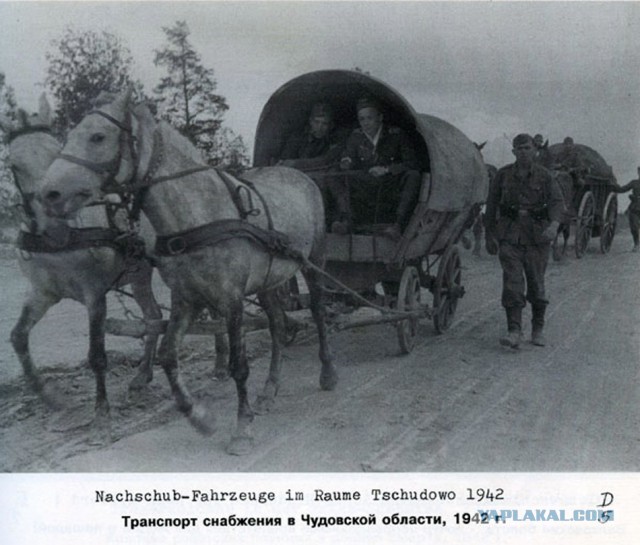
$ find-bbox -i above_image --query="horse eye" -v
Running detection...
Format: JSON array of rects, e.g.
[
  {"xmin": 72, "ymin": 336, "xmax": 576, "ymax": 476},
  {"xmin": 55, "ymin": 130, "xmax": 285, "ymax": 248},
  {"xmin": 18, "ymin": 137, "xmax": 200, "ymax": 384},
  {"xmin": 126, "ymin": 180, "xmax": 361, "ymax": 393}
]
[{"xmin": 90, "ymin": 133, "xmax": 106, "ymax": 144}]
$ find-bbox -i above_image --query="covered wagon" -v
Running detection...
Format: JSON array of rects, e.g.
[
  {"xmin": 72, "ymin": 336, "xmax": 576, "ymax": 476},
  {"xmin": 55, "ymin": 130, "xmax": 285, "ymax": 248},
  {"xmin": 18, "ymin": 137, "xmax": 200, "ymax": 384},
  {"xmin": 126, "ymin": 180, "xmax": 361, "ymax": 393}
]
[{"xmin": 254, "ymin": 70, "xmax": 488, "ymax": 352}]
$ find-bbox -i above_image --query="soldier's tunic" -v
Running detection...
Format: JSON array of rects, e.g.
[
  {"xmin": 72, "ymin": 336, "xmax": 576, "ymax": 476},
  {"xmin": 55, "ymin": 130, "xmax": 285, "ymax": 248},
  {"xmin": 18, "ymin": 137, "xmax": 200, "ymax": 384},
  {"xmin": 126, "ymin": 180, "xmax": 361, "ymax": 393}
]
[
  {"xmin": 485, "ymin": 162, "xmax": 564, "ymax": 312},
  {"xmin": 333, "ymin": 124, "xmax": 421, "ymax": 228},
  {"xmin": 612, "ymin": 178, "xmax": 640, "ymax": 246},
  {"xmin": 279, "ymin": 127, "xmax": 348, "ymax": 172}
]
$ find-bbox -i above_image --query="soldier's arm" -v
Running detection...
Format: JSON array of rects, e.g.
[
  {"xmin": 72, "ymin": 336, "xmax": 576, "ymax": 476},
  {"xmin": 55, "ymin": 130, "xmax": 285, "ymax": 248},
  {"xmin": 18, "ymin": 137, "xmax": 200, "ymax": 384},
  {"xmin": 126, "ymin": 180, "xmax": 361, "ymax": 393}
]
[
  {"xmin": 484, "ymin": 171, "xmax": 502, "ymax": 236},
  {"xmin": 545, "ymin": 171, "xmax": 565, "ymax": 223},
  {"xmin": 611, "ymin": 180, "xmax": 637, "ymax": 193},
  {"xmin": 340, "ymin": 131, "xmax": 360, "ymax": 168},
  {"xmin": 388, "ymin": 130, "xmax": 420, "ymax": 175}
]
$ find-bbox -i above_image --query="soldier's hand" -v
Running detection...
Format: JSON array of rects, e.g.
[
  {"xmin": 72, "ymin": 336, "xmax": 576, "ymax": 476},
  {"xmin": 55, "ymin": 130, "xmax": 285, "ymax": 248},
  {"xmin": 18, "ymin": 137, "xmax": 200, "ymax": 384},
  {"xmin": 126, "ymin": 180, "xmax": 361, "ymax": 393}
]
[
  {"xmin": 369, "ymin": 166, "xmax": 389, "ymax": 178},
  {"xmin": 542, "ymin": 221, "xmax": 560, "ymax": 242},
  {"xmin": 485, "ymin": 236, "xmax": 498, "ymax": 255}
]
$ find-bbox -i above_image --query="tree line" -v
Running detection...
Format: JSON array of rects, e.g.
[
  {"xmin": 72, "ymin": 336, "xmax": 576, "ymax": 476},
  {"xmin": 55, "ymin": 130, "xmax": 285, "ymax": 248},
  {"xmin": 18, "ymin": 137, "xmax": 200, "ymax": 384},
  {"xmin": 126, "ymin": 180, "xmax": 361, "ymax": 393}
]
[{"xmin": 0, "ymin": 21, "xmax": 250, "ymax": 229}]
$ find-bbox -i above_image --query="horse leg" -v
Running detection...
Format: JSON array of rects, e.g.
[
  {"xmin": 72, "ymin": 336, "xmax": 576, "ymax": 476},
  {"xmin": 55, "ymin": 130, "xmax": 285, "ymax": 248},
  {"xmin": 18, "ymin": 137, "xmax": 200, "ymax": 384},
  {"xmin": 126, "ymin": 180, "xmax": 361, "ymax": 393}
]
[
  {"xmin": 207, "ymin": 307, "xmax": 230, "ymax": 381},
  {"xmin": 86, "ymin": 294, "xmax": 112, "ymax": 443},
  {"xmin": 10, "ymin": 290, "xmax": 64, "ymax": 409},
  {"xmin": 254, "ymin": 288, "xmax": 285, "ymax": 414},
  {"xmin": 158, "ymin": 294, "xmax": 215, "ymax": 435},
  {"xmin": 302, "ymin": 266, "xmax": 338, "ymax": 391},
  {"xmin": 128, "ymin": 264, "xmax": 163, "ymax": 391},
  {"xmin": 562, "ymin": 223, "xmax": 570, "ymax": 255},
  {"xmin": 472, "ymin": 214, "xmax": 483, "ymax": 256},
  {"xmin": 227, "ymin": 298, "xmax": 254, "ymax": 455}
]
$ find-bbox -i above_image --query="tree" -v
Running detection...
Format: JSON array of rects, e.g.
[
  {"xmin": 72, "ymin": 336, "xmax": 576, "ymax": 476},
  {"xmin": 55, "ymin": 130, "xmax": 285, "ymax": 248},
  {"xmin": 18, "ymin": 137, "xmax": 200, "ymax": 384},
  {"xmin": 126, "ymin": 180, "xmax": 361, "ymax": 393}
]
[
  {"xmin": 0, "ymin": 72, "xmax": 19, "ymax": 230},
  {"xmin": 45, "ymin": 27, "xmax": 143, "ymax": 130},
  {"xmin": 153, "ymin": 21, "xmax": 249, "ymax": 167}
]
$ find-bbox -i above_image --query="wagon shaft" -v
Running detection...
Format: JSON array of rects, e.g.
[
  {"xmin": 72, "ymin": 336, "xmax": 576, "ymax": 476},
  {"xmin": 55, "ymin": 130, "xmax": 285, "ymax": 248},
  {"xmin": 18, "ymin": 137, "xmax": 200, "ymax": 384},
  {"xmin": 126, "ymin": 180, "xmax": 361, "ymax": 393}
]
[{"xmin": 105, "ymin": 314, "xmax": 308, "ymax": 338}]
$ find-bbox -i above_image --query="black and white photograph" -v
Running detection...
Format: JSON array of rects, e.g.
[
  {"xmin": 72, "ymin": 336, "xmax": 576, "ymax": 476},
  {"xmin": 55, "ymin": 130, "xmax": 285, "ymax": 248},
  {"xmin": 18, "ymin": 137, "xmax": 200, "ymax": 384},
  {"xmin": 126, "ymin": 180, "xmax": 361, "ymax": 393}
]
[{"xmin": 0, "ymin": 1, "xmax": 638, "ymax": 542}]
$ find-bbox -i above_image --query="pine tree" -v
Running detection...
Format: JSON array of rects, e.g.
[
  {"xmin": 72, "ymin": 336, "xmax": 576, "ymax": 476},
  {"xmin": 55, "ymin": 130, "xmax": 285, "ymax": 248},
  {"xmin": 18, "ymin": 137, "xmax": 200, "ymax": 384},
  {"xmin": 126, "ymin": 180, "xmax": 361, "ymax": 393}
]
[{"xmin": 153, "ymin": 21, "xmax": 248, "ymax": 167}]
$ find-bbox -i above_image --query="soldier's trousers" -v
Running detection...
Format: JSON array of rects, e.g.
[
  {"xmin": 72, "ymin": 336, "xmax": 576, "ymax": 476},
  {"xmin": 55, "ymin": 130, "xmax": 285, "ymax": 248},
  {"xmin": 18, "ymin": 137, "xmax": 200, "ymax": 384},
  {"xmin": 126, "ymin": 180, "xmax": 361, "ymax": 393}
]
[
  {"xmin": 328, "ymin": 170, "xmax": 421, "ymax": 230},
  {"xmin": 498, "ymin": 241, "xmax": 551, "ymax": 311},
  {"xmin": 629, "ymin": 209, "xmax": 640, "ymax": 246}
]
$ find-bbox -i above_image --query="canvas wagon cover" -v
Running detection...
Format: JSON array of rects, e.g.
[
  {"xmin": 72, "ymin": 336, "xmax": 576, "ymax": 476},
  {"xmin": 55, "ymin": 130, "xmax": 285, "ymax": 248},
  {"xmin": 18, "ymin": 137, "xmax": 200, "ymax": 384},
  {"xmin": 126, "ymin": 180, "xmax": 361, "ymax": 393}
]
[
  {"xmin": 254, "ymin": 70, "xmax": 488, "ymax": 212},
  {"xmin": 546, "ymin": 143, "xmax": 616, "ymax": 181}
]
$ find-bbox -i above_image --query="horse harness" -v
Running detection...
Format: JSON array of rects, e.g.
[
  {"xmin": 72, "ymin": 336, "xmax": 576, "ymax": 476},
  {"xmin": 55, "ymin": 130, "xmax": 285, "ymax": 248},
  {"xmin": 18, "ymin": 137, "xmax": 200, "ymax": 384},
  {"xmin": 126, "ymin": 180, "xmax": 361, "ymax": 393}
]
[
  {"xmin": 54, "ymin": 108, "xmax": 304, "ymax": 277},
  {"xmin": 10, "ymin": 122, "xmax": 144, "ymax": 258}
]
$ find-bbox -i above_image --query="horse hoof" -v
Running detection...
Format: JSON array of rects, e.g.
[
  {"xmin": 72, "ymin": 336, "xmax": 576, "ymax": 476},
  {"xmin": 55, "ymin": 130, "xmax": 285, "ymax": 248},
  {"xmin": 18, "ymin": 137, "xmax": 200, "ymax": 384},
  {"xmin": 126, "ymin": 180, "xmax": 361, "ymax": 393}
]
[
  {"xmin": 320, "ymin": 368, "xmax": 338, "ymax": 391},
  {"xmin": 188, "ymin": 404, "xmax": 216, "ymax": 436},
  {"xmin": 40, "ymin": 381, "xmax": 66, "ymax": 411},
  {"xmin": 227, "ymin": 435, "xmax": 254, "ymax": 456},
  {"xmin": 254, "ymin": 394, "xmax": 275, "ymax": 415},
  {"xmin": 87, "ymin": 419, "xmax": 113, "ymax": 446},
  {"xmin": 128, "ymin": 372, "xmax": 152, "ymax": 392},
  {"xmin": 213, "ymin": 369, "xmax": 230, "ymax": 382}
]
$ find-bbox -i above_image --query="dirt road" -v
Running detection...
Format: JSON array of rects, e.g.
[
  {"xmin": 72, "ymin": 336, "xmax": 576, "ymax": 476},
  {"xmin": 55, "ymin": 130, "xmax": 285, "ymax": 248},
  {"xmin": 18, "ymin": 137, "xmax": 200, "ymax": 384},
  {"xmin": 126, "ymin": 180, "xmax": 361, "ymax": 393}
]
[{"xmin": 1, "ymin": 233, "xmax": 638, "ymax": 472}]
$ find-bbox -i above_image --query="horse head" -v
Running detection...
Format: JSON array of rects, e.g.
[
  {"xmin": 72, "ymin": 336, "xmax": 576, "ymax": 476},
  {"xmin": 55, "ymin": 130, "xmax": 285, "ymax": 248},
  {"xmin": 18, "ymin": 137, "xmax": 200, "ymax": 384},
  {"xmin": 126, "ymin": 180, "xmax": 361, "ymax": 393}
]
[
  {"xmin": 1, "ymin": 95, "xmax": 62, "ymax": 232},
  {"xmin": 2, "ymin": 94, "xmax": 60, "ymax": 196},
  {"xmin": 40, "ymin": 88, "xmax": 151, "ymax": 219}
]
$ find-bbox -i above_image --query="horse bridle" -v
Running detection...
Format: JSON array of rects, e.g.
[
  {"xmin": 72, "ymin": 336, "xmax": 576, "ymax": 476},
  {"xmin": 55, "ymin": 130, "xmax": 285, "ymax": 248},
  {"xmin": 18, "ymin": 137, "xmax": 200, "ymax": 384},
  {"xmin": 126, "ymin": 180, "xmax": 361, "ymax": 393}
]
[
  {"xmin": 56, "ymin": 109, "xmax": 138, "ymax": 195},
  {"xmin": 8, "ymin": 125, "xmax": 58, "ymax": 229}
]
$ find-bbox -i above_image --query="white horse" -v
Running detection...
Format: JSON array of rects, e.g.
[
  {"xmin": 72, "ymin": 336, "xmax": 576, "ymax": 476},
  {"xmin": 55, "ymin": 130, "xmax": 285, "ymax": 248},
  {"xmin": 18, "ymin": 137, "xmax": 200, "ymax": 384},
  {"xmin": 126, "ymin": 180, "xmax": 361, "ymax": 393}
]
[
  {"xmin": 1, "ymin": 96, "xmax": 165, "ymax": 440},
  {"xmin": 40, "ymin": 90, "xmax": 337, "ymax": 454}
]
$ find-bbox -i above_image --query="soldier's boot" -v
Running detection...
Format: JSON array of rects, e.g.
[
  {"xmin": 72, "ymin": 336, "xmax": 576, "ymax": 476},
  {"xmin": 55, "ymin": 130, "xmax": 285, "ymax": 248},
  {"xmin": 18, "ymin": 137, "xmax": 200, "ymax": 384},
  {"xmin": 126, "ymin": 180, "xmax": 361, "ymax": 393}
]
[
  {"xmin": 499, "ymin": 307, "xmax": 522, "ymax": 349},
  {"xmin": 531, "ymin": 305, "xmax": 546, "ymax": 347}
]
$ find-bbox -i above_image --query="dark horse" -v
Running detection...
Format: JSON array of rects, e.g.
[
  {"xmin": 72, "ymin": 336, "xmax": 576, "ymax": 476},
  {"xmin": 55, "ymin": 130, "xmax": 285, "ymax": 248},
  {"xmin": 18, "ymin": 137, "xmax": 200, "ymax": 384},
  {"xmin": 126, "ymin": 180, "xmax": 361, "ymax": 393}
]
[
  {"xmin": 39, "ymin": 91, "xmax": 337, "ymax": 454},
  {"xmin": 0, "ymin": 95, "xmax": 164, "ymax": 439}
]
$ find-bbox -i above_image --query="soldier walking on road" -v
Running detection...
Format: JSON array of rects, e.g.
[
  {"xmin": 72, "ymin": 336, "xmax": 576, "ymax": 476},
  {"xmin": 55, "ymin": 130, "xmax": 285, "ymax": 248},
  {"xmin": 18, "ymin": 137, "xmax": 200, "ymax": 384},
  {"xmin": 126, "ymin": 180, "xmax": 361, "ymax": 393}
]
[
  {"xmin": 611, "ymin": 167, "xmax": 640, "ymax": 252},
  {"xmin": 484, "ymin": 134, "xmax": 564, "ymax": 349}
]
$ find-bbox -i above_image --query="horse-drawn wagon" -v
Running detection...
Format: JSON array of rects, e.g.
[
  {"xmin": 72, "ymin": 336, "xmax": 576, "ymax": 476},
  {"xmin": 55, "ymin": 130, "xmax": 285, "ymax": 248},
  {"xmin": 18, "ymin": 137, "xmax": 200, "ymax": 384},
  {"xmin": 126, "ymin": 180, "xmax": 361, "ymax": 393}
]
[
  {"xmin": 541, "ymin": 141, "xmax": 618, "ymax": 259},
  {"xmin": 254, "ymin": 70, "xmax": 489, "ymax": 353}
]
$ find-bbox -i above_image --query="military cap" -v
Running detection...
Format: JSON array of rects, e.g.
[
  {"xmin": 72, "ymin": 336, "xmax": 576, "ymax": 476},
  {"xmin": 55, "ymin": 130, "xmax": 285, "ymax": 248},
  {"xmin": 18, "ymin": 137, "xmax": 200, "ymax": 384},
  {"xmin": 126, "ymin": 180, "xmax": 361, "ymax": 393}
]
[
  {"xmin": 512, "ymin": 133, "xmax": 534, "ymax": 147},
  {"xmin": 356, "ymin": 96, "xmax": 382, "ymax": 113},
  {"xmin": 563, "ymin": 136, "xmax": 574, "ymax": 145},
  {"xmin": 309, "ymin": 102, "xmax": 333, "ymax": 120}
]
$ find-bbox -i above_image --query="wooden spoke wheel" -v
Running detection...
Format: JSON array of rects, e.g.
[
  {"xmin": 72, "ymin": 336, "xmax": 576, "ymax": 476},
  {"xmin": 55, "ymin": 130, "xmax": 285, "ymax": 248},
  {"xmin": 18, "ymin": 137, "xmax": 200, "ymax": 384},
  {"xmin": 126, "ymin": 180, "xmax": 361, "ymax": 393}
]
[
  {"xmin": 395, "ymin": 266, "xmax": 422, "ymax": 354},
  {"xmin": 433, "ymin": 245, "xmax": 463, "ymax": 334},
  {"xmin": 575, "ymin": 191, "xmax": 595, "ymax": 258},
  {"xmin": 599, "ymin": 192, "xmax": 618, "ymax": 254}
]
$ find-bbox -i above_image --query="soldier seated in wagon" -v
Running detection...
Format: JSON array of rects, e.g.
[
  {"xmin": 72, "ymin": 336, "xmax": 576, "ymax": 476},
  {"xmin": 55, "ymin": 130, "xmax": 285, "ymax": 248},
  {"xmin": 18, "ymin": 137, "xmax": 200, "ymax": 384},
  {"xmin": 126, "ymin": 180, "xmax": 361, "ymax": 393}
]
[
  {"xmin": 327, "ymin": 96, "xmax": 422, "ymax": 240},
  {"xmin": 555, "ymin": 136, "xmax": 587, "ymax": 185},
  {"xmin": 276, "ymin": 102, "xmax": 348, "ymax": 172}
]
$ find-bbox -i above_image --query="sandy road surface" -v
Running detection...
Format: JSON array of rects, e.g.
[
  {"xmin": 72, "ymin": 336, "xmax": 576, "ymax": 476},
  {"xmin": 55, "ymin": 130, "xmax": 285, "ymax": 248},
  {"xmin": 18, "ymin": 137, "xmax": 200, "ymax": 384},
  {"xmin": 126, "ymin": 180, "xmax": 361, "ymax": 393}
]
[{"xmin": 0, "ymin": 233, "xmax": 638, "ymax": 472}]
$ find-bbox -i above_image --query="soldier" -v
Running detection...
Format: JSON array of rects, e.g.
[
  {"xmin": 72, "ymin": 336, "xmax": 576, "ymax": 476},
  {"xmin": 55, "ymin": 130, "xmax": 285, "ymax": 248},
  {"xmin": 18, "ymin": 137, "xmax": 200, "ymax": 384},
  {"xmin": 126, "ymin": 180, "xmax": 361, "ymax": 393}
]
[
  {"xmin": 611, "ymin": 166, "xmax": 640, "ymax": 252},
  {"xmin": 533, "ymin": 133, "xmax": 548, "ymax": 162},
  {"xmin": 277, "ymin": 102, "xmax": 347, "ymax": 172},
  {"xmin": 329, "ymin": 97, "xmax": 422, "ymax": 239},
  {"xmin": 484, "ymin": 133, "xmax": 564, "ymax": 348}
]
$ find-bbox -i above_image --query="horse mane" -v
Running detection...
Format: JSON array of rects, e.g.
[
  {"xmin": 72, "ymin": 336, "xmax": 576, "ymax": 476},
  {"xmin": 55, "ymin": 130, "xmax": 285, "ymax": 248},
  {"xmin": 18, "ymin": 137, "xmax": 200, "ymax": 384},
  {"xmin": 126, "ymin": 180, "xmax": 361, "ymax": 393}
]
[{"xmin": 157, "ymin": 120, "xmax": 207, "ymax": 165}]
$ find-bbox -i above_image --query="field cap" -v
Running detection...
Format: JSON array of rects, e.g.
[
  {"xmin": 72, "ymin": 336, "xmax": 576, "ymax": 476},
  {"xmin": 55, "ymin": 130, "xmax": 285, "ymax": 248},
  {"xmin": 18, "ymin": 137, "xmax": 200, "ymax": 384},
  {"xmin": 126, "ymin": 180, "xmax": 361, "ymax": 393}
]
[{"xmin": 310, "ymin": 102, "xmax": 333, "ymax": 120}]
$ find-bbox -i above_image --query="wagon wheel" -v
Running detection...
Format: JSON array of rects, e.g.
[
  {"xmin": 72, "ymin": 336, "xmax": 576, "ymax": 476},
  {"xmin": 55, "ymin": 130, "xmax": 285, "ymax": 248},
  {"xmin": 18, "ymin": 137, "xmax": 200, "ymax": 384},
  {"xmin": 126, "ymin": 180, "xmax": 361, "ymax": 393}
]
[
  {"xmin": 395, "ymin": 266, "xmax": 421, "ymax": 354},
  {"xmin": 599, "ymin": 193, "xmax": 617, "ymax": 254},
  {"xmin": 433, "ymin": 245, "xmax": 463, "ymax": 334},
  {"xmin": 575, "ymin": 191, "xmax": 595, "ymax": 258}
]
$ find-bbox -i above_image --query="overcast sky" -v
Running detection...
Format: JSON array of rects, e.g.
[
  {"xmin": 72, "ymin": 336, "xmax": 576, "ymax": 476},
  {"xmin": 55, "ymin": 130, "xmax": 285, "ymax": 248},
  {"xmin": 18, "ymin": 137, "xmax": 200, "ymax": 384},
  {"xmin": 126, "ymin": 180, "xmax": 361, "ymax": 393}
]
[{"xmin": 1, "ymin": 1, "xmax": 639, "ymax": 180}]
